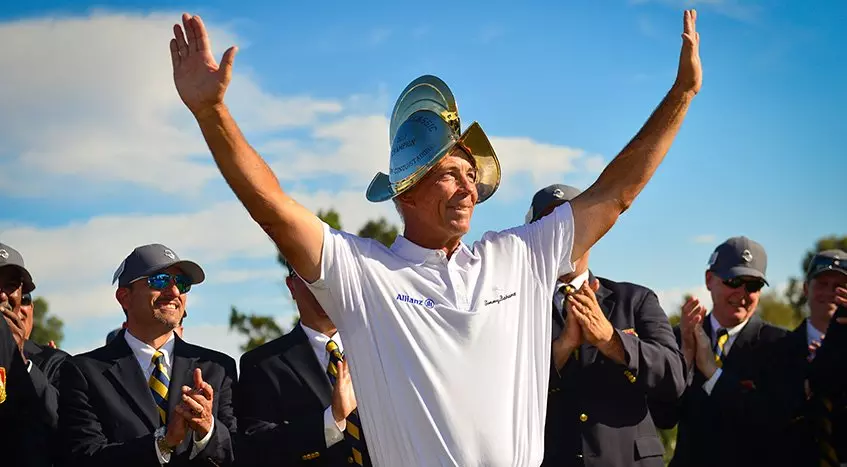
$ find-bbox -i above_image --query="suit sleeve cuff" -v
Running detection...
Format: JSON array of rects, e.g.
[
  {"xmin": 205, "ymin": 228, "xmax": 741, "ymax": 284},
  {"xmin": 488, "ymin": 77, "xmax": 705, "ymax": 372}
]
[
  {"xmin": 324, "ymin": 406, "xmax": 345, "ymax": 447},
  {"xmin": 702, "ymin": 367, "xmax": 723, "ymax": 395},
  {"xmin": 616, "ymin": 329, "xmax": 639, "ymax": 370},
  {"xmin": 189, "ymin": 418, "xmax": 215, "ymax": 458}
]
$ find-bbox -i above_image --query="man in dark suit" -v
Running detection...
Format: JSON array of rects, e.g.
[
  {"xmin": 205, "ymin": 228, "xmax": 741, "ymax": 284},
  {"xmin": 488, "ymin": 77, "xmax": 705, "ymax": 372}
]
[
  {"xmin": 57, "ymin": 243, "xmax": 237, "ymax": 467},
  {"xmin": 776, "ymin": 250, "xmax": 847, "ymax": 466},
  {"xmin": 236, "ymin": 259, "xmax": 371, "ymax": 466},
  {"xmin": 657, "ymin": 236, "xmax": 788, "ymax": 467},
  {"xmin": 19, "ymin": 292, "xmax": 70, "ymax": 428},
  {"xmin": 0, "ymin": 241, "xmax": 55, "ymax": 466},
  {"xmin": 526, "ymin": 185, "xmax": 686, "ymax": 467}
]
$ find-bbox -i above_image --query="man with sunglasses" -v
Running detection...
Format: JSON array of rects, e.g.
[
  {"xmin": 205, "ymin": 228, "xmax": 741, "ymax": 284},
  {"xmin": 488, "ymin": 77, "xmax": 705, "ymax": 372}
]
[
  {"xmin": 57, "ymin": 243, "xmax": 237, "ymax": 466},
  {"xmin": 656, "ymin": 236, "xmax": 789, "ymax": 467},
  {"xmin": 236, "ymin": 259, "xmax": 372, "ymax": 466}
]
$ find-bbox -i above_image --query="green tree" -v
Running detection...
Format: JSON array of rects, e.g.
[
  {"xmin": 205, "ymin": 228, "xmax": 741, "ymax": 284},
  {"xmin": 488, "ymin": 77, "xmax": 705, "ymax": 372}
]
[
  {"xmin": 29, "ymin": 297, "xmax": 64, "ymax": 348},
  {"xmin": 784, "ymin": 235, "xmax": 847, "ymax": 319},
  {"xmin": 757, "ymin": 292, "xmax": 801, "ymax": 330},
  {"xmin": 229, "ymin": 209, "xmax": 400, "ymax": 352},
  {"xmin": 228, "ymin": 306, "xmax": 283, "ymax": 352}
]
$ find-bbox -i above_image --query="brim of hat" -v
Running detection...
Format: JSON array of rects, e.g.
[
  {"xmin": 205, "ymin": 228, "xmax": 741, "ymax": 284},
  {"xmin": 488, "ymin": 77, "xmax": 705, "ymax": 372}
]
[
  {"xmin": 809, "ymin": 265, "xmax": 847, "ymax": 279},
  {"xmin": 0, "ymin": 264, "xmax": 36, "ymax": 293},
  {"xmin": 717, "ymin": 266, "xmax": 769, "ymax": 285},
  {"xmin": 365, "ymin": 122, "xmax": 501, "ymax": 204},
  {"xmin": 140, "ymin": 260, "xmax": 206, "ymax": 286}
]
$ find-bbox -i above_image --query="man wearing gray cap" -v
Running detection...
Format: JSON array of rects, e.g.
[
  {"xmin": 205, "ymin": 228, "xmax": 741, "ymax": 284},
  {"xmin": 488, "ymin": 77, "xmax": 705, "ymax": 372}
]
[
  {"xmin": 170, "ymin": 8, "xmax": 702, "ymax": 466},
  {"xmin": 657, "ymin": 236, "xmax": 789, "ymax": 467},
  {"xmin": 778, "ymin": 249, "xmax": 847, "ymax": 466},
  {"xmin": 526, "ymin": 185, "xmax": 685, "ymax": 467},
  {"xmin": 57, "ymin": 244, "xmax": 237, "ymax": 466}
]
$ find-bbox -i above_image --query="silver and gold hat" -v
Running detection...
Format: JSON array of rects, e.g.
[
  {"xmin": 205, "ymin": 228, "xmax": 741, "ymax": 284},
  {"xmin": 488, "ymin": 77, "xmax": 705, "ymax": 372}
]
[{"xmin": 365, "ymin": 75, "xmax": 501, "ymax": 203}]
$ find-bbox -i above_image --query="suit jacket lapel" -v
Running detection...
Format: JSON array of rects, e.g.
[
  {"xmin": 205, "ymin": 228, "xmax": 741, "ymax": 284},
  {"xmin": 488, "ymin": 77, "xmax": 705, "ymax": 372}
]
[
  {"xmin": 105, "ymin": 330, "xmax": 159, "ymax": 431},
  {"xmin": 169, "ymin": 335, "xmax": 198, "ymax": 424},
  {"xmin": 727, "ymin": 316, "xmax": 762, "ymax": 359},
  {"xmin": 284, "ymin": 325, "xmax": 333, "ymax": 408}
]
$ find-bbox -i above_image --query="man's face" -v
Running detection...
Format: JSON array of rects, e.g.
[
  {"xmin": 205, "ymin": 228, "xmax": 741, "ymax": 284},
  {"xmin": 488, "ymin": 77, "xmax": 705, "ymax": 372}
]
[
  {"xmin": 805, "ymin": 270, "xmax": 847, "ymax": 321},
  {"xmin": 706, "ymin": 270, "xmax": 765, "ymax": 327},
  {"xmin": 0, "ymin": 266, "xmax": 23, "ymax": 316},
  {"xmin": 286, "ymin": 272, "xmax": 331, "ymax": 326},
  {"xmin": 117, "ymin": 266, "xmax": 189, "ymax": 333},
  {"xmin": 399, "ymin": 149, "xmax": 479, "ymax": 239}
]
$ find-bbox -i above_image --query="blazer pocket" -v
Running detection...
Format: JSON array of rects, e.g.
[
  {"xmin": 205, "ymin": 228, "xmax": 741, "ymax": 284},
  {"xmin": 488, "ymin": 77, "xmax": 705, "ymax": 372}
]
[{"xmin": 634, "ymin": 436, "xmax": 664, "ymax": 459}]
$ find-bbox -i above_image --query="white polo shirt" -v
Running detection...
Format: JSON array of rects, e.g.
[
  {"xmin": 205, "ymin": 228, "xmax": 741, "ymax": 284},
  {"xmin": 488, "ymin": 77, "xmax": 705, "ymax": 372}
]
[{"xmin": 305, "ymin": 202, "xmax": 575, "ymax": 466}]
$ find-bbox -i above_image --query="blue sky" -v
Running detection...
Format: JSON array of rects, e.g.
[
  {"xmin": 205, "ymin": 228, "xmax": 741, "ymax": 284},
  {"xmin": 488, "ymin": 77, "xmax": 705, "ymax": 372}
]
[{"xmin": 0, "ymin": 0, "xmax": 844, "ymax": 359}]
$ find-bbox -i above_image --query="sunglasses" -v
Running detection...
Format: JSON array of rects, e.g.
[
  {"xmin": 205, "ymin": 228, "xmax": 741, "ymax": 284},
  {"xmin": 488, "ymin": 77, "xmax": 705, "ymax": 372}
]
[
  {"xmin": 21, "ymin": 293, "xmax": 32, "ymax": 306},
  {"xmin": 144, "ymin": 273, "xmax": 192, "ymax": 294},
  {"xmin": 723, "ymin": 277, "xmax": 766, "ymax": 293}
]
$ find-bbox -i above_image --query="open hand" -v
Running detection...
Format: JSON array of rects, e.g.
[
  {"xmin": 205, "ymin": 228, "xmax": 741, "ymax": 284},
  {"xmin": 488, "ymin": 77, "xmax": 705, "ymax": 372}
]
[
  {"xmin": 171, "ymin": 13, "xmax": 238, "ymax": 117},
  {"xmin": 693, "ymin": 322, "xmax": 719, "ymax": 378},
  {"xmin": 331, "ymin": 359, "xmax": 358, "ymax": 423},
  {"xmin": 679, "ymin": 296, "xmax": 706, "ymax": 369},
  {"xmin": 674, "ymin": 9, "xmax": 702, "ymax": 96}
]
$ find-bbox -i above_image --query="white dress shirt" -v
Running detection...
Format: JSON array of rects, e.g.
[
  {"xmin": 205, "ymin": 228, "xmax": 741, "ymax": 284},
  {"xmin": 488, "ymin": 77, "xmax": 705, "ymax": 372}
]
[
  {"xmin": 124, "ymin": 330, "xmax": 214, "ymax": 463},
  {"xmin": 702, "ymin": 314, "xmax": 751, "ymax": 395},
  {"xmin": 552, "ymin": 270, "xmax": 590, "ymax": 315},
  {"xmin": 299, "ymin": 323, "xmax": 347, "ymax": 447}
]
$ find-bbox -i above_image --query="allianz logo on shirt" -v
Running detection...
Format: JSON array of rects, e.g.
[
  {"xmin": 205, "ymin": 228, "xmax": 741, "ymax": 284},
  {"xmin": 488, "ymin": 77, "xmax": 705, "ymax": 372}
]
[{"xmin": 395, "ymin": 293, "xmax": 435, "ymax": 308}]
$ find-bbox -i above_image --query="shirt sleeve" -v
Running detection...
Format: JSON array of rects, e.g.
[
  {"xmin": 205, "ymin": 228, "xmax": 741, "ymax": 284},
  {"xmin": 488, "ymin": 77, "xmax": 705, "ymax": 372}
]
[
  {"xmin": 702, "ymin": 368, "xmax": 723, "ymax": 395},
  {"xmin": 323, "ymin": 406, "xmax": 346, "ymax": 447},
  {"xmin": 509, "ymin": 202, "xmax": 577, "ymax": 286},
  {"xmin": 304, "ymin": 222, "xmax": 370, "ymax": 326},
  {"xmin": 189, "ymin": 418, "xmax": 215, "ymax": 458}
]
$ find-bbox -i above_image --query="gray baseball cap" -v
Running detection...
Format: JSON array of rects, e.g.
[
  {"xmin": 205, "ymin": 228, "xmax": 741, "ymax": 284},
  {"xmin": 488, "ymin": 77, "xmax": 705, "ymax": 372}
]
[
  {"xmin": 707, "ymin": 236, "xmax": 768, "ymax": 283},
  {"xmin": 806, "ymin": 249, "xmax": 847, "ymax": 280},
  {"xmin": 525, "ymin": 184, "xmax": 583, "ymax": 224},
  {"xmin": 112, "ymin": 243, "xmax": 205, "ymax": 287},
  {"xmin": 0, "ymin": 242, "xmax": 35, "ymax": 293}
]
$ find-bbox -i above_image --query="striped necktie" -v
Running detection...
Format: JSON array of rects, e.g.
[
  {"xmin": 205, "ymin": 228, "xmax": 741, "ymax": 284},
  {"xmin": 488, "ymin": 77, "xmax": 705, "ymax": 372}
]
[
  {"xmin": 713, "ymin": 328, "xmax": 729, "ymax": 367},
  {"xmin": 326, "ymin": 340, "xmax": 371, "ymax": 466},
  {"xmin": 149, "ymin": 351, "xmax": 170, "ymax": 425}
]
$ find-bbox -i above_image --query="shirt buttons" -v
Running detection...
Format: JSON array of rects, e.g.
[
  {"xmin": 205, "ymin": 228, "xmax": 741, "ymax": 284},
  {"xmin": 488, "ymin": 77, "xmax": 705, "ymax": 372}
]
[{"xmin": 579, "ymin": 413, "xmax": 588, "ymax": 422}]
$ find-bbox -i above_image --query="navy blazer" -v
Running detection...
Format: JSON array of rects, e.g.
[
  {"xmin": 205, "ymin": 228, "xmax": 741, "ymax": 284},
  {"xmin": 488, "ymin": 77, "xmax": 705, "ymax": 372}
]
[
  {"xmin": 56, "ymin": 330, "xmax": 237, "ymax": 467},
  {"xmin": 657, "ymin": 315, "xmax": 788, "ymax": 467},
  {"xmin": 543, "ymin": 274, "xmax": 685, "ymax": 467},
  {"xmin": 235, "ymin": 323, "xmax": 364, "ymax": 466}
]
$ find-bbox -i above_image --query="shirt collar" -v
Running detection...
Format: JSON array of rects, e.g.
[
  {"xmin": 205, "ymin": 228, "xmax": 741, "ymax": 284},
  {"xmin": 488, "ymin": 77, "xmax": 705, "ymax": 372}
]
[
  {"xmin": 555, "ymin": 270, "xmax": 590, "ymax": 293},
  {"xmin": 300, "ymin": 322, "xmax": 342, "ymax": 355},
  {"xmin": 124, "ymin": 329, "xmax": 176, "ymax": 369},
  {"xmin": 709, "ymin": 313, "xmax": 749, "ymax": 339},
  {"xmin": 390, "ymin": 235, "xmax": 479, "ymax": 265},
  {"xmin": 806, "ymin": 319, "xmax": 825, "ymax": 346}
]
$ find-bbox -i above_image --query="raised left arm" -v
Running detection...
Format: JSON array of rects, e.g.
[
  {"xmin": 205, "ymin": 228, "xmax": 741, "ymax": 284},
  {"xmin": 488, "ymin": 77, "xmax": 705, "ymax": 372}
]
[{"xmin": 570, "ymin": 9, "xmax": 701, "ymax": 259}]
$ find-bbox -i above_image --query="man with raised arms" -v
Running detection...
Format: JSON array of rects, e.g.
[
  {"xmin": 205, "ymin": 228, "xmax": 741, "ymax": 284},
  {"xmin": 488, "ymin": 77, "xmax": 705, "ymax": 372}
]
[{"xmin": 169, "ymin": 10, "xmax": 702, "ymax": 466}]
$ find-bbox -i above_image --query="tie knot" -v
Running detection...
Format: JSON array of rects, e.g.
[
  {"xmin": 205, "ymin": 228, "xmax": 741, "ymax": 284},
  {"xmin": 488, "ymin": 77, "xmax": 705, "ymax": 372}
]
[
  {"xmin": 326, "ymin": 339, "xmax": 339, "ymax": 353},
  {"xmin": 152, "ymin": 350, "xmax": 164, "ymax": 362},
  {"xmin": 716, "ymin": 328, "xmax": 729, "ymax": 338}
]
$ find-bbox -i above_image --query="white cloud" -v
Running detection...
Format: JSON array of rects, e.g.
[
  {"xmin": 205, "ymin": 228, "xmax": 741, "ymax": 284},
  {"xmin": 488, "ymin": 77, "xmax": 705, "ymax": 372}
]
[
  {"xmin": 1, "ymin": 188, "xmax": 396, "ymax": 322},
  {"xmin": 691, "ymin": 234, "xmax": 716, "ymax": 244},
  {"xmin": 0, "ymin": 12, "xmax": 341, "ymax": 197},
  {"xmin": 183, "ymin": 323, "xmax": 246, "ymax": 364}
]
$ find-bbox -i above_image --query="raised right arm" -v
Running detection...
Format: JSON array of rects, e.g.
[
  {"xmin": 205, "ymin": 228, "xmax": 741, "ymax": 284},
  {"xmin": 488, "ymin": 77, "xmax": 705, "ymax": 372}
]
[{"xmin": 171, "ymin": 13, "xmax": 323, "ymax": 282}]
